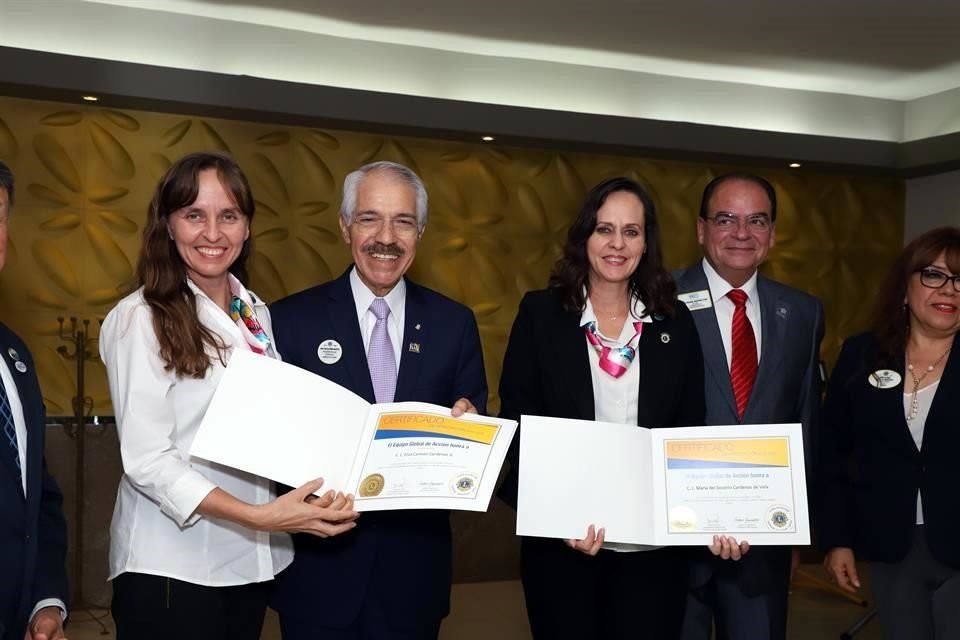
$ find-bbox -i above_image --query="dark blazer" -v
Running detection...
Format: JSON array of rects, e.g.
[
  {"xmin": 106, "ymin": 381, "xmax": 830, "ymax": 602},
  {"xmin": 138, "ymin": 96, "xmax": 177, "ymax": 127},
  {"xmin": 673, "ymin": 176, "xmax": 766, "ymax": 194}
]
[
  {"xmin": 269, "ymin": 269, "xmax": 487, "ymax": 629},
  {"xmin": 675, "ymin": 261, "xmax": 824, "ymax": 596},
  {"xmin": 817, "ymin": 331, "xmax": 960, "ymax": 568},
  {"xmin": 0, "ymin": 322, "xmax": 68, "ymax": 640},
  {"xmin": 497, "ymin": 288, "xmax": 706, "ymax": 509}
]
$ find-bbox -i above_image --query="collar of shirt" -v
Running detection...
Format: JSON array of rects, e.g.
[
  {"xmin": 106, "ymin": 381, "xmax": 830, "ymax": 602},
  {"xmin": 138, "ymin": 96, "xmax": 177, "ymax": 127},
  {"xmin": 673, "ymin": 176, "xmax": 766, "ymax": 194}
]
[
  {"xmin": 701, "ymin": 257, "xmax": 759, "ymax": 305},
  {"xmin": 349, "ymin": 267, "xmax": 407, "ymax": 324},
  {"xmin": 185, "ymin": 275, "xmax": 263, "ymax": 342},
  {"xmin": 580, "ymin": 293, "xmax": 652, "ymax": 341},
  {"xmin": 350, "ymin": 267, "xmax": 406, "ymax": 364}
]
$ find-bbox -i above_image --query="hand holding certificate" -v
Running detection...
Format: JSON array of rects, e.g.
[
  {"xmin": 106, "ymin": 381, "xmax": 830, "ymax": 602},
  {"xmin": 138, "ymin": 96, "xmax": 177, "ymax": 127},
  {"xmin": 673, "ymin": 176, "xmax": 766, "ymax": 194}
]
[
  {"xmin": 516, "ymin": 415, "xmax": 809, "ymax": 546},
  {"xmin": 190, "ymin": 350, "xmax": 516, "ymax": 512}
]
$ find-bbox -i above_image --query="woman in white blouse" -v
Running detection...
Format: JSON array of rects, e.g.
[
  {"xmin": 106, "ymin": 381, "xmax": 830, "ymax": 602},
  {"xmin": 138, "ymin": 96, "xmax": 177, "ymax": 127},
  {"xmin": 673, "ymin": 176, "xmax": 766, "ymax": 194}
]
[{"xmin": 100, "ymin": 152, "xmax": 358, "ymax": 640}]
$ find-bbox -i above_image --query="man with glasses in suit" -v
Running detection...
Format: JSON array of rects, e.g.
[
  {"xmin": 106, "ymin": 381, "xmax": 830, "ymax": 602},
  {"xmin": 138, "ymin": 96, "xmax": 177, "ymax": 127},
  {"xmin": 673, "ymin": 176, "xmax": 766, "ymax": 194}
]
[{"xmin": 675, "ymin": 173, "xmax": 824, "ymax": 640}]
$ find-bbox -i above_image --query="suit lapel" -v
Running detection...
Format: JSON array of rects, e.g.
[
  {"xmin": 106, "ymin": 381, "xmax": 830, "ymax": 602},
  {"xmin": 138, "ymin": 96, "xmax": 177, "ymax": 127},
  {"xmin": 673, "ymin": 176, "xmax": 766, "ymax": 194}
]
[
  {"xmin": 679, "ymin": 264, "xmax": 738, "ymax": 418},
  {"xmin": 328, "ymin": 271, "xmax": 376, "ymax": 403},
  {"xmin": 0, "ymin": 332, "xmax": 33, "ymax": 498},
  {"xmin": 395, "ymin": 279, "xmax": 424, "ymax": 402},
  {"xmin": 918, "ymin": 332, "xmax": 960, "ymax": 455},
  {"xmin": 554, "ymin": 305, "xmax": 595, "ymax": 420},
  {"xmin": 747, "ymin": 277, "xmax": 788, "ymax": 419}
]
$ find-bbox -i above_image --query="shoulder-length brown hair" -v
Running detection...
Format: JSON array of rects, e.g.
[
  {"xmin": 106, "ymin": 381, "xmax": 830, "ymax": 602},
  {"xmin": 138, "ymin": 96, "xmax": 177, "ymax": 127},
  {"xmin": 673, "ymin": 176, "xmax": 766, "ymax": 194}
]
[
  {"xmin": 549, "ymin": 176, "xmax": 676, "ymax": 316},
  {"xmin": 872, "ymin": 226, "xmax": 960, "ymax": 362},
  {"xmin": 136, "ymin": 151, "xmax": 256, "ymax": 378}
]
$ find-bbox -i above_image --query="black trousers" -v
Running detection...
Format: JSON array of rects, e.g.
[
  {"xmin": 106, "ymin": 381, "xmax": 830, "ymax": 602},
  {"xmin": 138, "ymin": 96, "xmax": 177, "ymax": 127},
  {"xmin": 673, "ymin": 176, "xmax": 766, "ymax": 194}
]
[
  {"xmin": 521, "ymin": 538, "xmax": 689, "ymax": 640},
  {"xmin": 111, "ymin": 572, "xmax": 271, "ymax": 640}
]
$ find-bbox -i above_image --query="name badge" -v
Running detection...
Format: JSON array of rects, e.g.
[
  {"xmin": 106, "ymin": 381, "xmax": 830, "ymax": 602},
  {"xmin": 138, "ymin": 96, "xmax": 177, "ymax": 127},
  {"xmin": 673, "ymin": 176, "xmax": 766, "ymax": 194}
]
[
  {"xmin": 678, "ymin": 289, "xmax": 712, "ymax": 311},
  {"xmin": 317, "ymin": 339, "xmax": 343, "ymax": 365},
  {"xmin": 868, "ymin": 369, "xmax": 901, "ymax": 389}
]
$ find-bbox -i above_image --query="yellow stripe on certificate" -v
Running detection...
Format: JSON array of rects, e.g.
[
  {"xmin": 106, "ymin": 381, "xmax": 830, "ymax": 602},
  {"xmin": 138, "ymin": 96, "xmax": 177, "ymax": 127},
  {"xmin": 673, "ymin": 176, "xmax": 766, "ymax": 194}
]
[
  {"xmin": 375, "ymin": 412, "xmax": 498, "ymax": 445},
  {"xmin": 665, "ymin": 437, "xmax": 789, "ymax": 468}
]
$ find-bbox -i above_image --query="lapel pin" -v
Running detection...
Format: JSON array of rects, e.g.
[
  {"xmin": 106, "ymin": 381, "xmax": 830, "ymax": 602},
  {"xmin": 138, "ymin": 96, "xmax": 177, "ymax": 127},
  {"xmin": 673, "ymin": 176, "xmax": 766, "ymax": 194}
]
[
  {"xmin": 316, "ymin": 339, "xmax": 343, "ymax": 365},
  {"xmin": 408, "ymin": 342, "xmax": 421, "ymax": 354},
  {"xmin": 652, "ymin": 313, "xmax": 664, "ymax": 321},
  {"xmin": 7, "ymin": 347, "xmax": 19, "ymax": 361},
  {"xmin": 415, "ymin": 323, "xmax": 421, "ymax": 331},
  {"xmin": 660, "ymin": 332, "xmax": 671, "ymax": 344},
  {"xmin": 14, "ymin": 361, "xmax": 27, "ymax": 374},
  {"xmin": 776, "ymin": 306, "xmax": 788, "ymax": 319}
]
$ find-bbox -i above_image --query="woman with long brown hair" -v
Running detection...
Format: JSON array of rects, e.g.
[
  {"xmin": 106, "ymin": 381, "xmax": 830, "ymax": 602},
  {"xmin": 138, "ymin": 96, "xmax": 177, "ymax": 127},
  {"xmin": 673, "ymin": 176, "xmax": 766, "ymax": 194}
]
[
  {"xmin": 819, "ymin": 226, "xmax": 960, "ymax": 639},
  {"xmin": 100, "ymin": 152, "xmax": 357, "ymax": 640},
  {"xmin": 498, "ymin": 177, "xmax": 708, "ymax": 639}
]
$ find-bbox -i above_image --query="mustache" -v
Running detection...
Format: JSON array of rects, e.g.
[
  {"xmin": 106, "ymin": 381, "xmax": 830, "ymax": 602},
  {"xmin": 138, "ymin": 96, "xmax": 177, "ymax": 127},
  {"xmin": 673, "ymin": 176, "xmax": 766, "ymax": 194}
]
[{"xmin": 363, "ymin": 242, "xmax": 405, "ymax": 257}]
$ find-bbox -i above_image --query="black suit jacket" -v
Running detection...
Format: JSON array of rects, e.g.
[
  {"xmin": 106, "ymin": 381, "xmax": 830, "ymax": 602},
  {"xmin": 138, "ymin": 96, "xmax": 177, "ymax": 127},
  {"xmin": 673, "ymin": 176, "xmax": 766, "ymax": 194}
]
[
  {"xmin": 269, "ymin": 269, "xmax": 487, "ymax": 629},
  {"xmin": 0, "ymin": 322, "xmax": 68, "ymax": 640},
  {"xmin": 497, "ymin": 288, "xmax": 706, "ymax": 509},
  {"xmin": 817, "ymin": 331, "xmax": 960, "ymax": 567}
]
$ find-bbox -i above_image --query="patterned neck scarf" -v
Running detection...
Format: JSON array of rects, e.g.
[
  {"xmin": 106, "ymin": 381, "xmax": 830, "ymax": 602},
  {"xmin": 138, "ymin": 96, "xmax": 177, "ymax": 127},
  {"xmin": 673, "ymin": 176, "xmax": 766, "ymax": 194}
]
[
  {"xmin": 583, "ymin": 320, "xmax": 644, "ymax": 378},
  {"xmin": 229, "ymin": 296, "xmax": 275, "ymax": 358}
]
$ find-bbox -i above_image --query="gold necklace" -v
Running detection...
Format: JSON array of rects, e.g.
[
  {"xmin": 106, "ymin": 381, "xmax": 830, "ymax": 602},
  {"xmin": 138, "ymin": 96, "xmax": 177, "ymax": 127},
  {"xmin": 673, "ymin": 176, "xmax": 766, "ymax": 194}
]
[{"xmin": 906, "ymin": 347, "xmax": 952, "ymax": 422}]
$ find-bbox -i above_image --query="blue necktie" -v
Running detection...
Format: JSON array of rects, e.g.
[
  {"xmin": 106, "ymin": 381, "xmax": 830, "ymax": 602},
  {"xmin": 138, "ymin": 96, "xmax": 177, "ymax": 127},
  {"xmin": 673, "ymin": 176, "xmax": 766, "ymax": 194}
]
[{"xmin": 0, "ymin": 375, "xmax": 20, "ymax": 472}]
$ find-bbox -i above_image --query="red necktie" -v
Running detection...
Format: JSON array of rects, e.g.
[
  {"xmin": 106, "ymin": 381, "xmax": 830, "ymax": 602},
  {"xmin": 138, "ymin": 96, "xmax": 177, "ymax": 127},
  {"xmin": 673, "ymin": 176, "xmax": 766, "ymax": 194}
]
[{"xmin": 727, "ymin": 289, "xmax": 757, "ymax": 419}]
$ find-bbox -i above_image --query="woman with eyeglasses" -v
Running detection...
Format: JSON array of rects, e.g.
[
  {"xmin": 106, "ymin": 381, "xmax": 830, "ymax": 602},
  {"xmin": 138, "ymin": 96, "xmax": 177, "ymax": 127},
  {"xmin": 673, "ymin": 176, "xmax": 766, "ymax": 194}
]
[{"xmin": 818, "ymin": 226, "xmax": 960, "ymax": 639}]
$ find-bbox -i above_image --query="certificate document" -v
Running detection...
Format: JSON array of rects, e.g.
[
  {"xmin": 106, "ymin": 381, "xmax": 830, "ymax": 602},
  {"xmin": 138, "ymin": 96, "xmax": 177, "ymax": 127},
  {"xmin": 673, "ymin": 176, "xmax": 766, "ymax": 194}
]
[
  {"xmin": 190, "ymin": 350, "xmax": 516, "ymax": 512},
  {"xmin": 516, "ymin": 416, "xmax": 808, "ymax": 545}
]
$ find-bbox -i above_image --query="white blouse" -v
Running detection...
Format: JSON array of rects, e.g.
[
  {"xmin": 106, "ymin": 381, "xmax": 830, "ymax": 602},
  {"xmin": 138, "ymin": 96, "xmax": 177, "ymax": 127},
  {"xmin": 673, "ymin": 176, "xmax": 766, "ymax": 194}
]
[
  {"xmin": 904, "ymin": 379, "xmax": 940, "ymax": 526},
  {"xmin": 100, "ymin": 277, "xmax": 293, "ymax": 586},
  {"xmin": 581, "ymin": 296, "xmax": 656, "ymax": 553}
]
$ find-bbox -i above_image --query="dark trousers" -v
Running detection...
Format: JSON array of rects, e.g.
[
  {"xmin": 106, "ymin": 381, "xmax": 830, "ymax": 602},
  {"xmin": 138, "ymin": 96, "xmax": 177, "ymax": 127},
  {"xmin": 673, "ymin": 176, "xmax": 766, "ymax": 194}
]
[
  {"xmin": 279, "ymin": 583, "xmax": 441, "ymax": 640},
  {"xmin": 520, "ymin": 538, "xmax": 688, "ymax": 640},
  {"xmin": 870, "ymin": 526, "xmax": 960, "ymax": 640},
  {"xmin": 111, "ymin": 572, "xmax": 271, "ymax": 640}
]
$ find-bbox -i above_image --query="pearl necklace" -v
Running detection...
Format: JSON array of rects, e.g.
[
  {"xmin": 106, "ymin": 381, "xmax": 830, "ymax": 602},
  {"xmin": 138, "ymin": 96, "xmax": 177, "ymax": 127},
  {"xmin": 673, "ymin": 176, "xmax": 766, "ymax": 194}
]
[{"xmin": 906, "ymin": 348, "xmax": 952, "ymax": 422}]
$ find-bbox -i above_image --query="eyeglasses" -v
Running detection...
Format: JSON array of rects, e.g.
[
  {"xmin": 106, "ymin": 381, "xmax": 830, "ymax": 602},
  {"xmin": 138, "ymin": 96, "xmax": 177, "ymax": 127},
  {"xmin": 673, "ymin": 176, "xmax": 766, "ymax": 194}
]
[
  {"xmin": 918, "ymin": 268, "xmax": 960, "ymax": 292},
  {"xmin": 703, "ymin": 213, "xmax": 772, "ymax": 233}
]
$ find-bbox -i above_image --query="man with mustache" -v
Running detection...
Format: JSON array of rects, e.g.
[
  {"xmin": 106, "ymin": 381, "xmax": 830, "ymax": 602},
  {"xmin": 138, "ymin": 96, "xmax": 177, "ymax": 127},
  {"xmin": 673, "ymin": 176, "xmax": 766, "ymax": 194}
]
[
  {"xmin": 0, "ymin": 160, "xmax": 69, "ymax": 640},
  {"xmin": 675, "ymin": 173, "xmax": 824, "ymax": 640},
  {"xmin": 270, "ymin": 161, "xmax": 487, "ymax": 640}
]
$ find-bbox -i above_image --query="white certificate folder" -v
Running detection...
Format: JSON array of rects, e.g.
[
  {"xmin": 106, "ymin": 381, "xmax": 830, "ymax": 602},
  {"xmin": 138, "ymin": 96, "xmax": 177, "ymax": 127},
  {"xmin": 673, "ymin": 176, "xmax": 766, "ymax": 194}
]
[
  {"xmin": 516, "ymin": 415, "xmax": 809, "ymax": 545},
  {"xmin": 190, "ymin": 350, "xmax": 516, "ymax": 512}
]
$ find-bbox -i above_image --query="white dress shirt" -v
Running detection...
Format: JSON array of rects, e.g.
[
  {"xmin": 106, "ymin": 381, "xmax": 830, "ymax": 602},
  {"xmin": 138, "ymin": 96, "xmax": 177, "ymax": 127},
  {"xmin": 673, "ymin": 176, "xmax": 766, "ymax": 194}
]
[
  {"xmin": 0, "ymin": 357, "xmax": 67, "ymax": 621},
  {"xmin": 581, "ymin": 296, "xmax": 656, "ymax": 553},
  {"xmin": 350, "ymin": 267, "xmax": 406, "ymax": 369},
  {"xmin": 702, "ymin": 258, "xmax": 762, "ymax": 369},
  {"xmin": 904, "ymin": 378, "xmax": 939, "ymax": 525},
  {"xmin": 100, "ymin": 276, "xmax": 293, "ymax": 586}
]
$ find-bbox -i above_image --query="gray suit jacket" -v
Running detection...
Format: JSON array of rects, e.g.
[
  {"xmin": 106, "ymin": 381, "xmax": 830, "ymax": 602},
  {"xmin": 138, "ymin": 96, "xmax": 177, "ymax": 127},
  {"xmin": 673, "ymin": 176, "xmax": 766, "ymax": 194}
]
[{"xmin": 675, "ymin": 260, "xmax": 824, "ymax": 595}]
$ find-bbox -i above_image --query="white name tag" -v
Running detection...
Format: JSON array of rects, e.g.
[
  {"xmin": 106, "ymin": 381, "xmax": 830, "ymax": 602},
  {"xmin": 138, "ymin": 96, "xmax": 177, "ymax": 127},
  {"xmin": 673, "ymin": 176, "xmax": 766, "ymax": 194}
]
[
  {"xmin": 868, "ymin": 369, "xmax": 901, "ymax": 389},
  {"xmin": 678, "ymin": 289, "xmax": 712, "ymax": 311}
]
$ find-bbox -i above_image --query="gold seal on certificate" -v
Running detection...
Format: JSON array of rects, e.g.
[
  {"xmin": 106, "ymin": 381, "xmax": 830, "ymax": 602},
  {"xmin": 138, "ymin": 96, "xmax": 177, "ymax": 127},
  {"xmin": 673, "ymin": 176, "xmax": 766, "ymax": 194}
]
[
  {"xmin": 668, "ymin": 505, "xmax": 698, "ymax": 531},
  {"xmin": 766, "ymin": 505, "xmax": 793, "ymax": 530},
  {"xmin": 451, "ymin": 473, "xmax": 478, "ymax": 496},
  {"xmin": 360, "ymin": 473, "xmax": 385, "ymax": 497}
]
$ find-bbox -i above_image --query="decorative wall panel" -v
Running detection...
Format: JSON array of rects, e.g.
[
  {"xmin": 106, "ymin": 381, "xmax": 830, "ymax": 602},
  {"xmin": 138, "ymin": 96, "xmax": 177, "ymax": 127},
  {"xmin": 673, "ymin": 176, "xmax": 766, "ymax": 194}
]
[{"xmin": 0, "ymin": 95, "xmax": 904, "ymax": 599}]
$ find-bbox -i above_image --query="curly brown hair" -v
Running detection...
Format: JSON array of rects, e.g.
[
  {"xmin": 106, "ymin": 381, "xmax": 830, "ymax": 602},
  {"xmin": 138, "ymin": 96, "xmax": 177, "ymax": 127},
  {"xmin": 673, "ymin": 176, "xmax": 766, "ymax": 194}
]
[
  {"xmin": 136, "ymin": 152, "xmax": 256, "ymax": 378},
  {"xmin": 872, "ymin": 226, "xmax": 960, "ymax": 362},
  {"xmin": 549, "ymin": 176, "xmax": 676, "ymax": 316}
]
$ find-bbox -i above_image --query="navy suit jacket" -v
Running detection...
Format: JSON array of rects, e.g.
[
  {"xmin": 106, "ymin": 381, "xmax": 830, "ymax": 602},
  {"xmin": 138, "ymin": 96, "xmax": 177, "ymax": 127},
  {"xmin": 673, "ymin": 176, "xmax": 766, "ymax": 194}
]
[
  {"xmin": 675, "ymin": 262, "xmax": 824, "ymax": 596},
  {"xmin": 818, "ymin": 332, "xmax": 960, "ymax": 568},
  {"xmin": 269, "ymin": 269, "xmax": 487, "ymax": 629},
  {"xmin": 0, "ymin": 322, "xmax": 68, "ymax": 640}
]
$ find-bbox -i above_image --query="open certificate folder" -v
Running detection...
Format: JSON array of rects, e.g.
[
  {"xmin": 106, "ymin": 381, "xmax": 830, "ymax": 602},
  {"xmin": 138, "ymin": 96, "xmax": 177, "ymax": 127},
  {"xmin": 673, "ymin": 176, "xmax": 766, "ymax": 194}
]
[
  {"xmin": 516, "ymin": 416, "xmax": 810, "ymax": 545},
  {"xmin": 190, "ymin": 350, "xmax": 517, "ymax": 512}
]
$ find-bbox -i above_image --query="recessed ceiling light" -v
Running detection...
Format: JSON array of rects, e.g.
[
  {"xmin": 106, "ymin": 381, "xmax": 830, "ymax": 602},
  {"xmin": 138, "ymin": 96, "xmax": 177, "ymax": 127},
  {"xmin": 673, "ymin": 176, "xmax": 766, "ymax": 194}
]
[
  {"xmin": 789, "ymin": 162, "xmax": 801, "ymax": 168},
  {"xmin": 481, "ymin": 136, "xmax": 494, "ymax": 142},
  {"xmin": 82, "ymin": 95, "xmax": 99, "ymax": 102}
]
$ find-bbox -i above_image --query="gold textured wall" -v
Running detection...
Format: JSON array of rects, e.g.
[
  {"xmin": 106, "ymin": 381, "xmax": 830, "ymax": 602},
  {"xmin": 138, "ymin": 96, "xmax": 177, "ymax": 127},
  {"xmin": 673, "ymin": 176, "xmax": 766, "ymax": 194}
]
[{"xmin": 0, "ymin": 94, "xmax": 904, "ymax": 598}]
